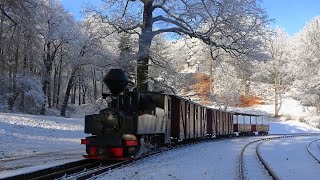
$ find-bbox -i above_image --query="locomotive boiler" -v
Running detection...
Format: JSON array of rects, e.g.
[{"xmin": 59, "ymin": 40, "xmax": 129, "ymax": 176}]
[{"xmin": 81, "ymin": 69, "xmax": 171, "ymax": 159}]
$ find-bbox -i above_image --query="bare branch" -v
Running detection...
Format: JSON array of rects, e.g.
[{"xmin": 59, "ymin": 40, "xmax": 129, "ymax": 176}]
[{"xmin": 0, "ymin": 6, "xmax": 17, "ymax": 25}]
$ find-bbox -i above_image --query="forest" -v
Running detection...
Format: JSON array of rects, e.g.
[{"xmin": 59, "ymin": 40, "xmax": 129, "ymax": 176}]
[{"xmin": 1, "ymin": 0, "xmax": 320, "ymax": 118}]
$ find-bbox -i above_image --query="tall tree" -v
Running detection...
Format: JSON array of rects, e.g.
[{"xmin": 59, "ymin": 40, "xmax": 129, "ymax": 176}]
[
  {"xmin": 34, "ymin": 0, "xmax": 76, "ymax": 114},
  {"xmin": 87, "ymin": 0, "xmax": 269, "ymax": 92},
  {"xmin": 293, "ymin": 16, "xmax": 320, "ymax": 114},
  {"xmin": 264, "ymin": 29, "xmax": 289, "ymax": 117}
]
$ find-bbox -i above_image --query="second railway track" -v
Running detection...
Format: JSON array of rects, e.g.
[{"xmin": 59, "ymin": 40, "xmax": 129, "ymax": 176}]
[
  {"xmin": 306, "ymin": 138, "xmax": 320, "ymax": 164},
  {"xmin": 240, "ymin": 133, "xmax": 320, "ymax": 180}
]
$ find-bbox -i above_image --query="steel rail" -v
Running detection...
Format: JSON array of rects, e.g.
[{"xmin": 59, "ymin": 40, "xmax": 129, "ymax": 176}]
[
  {"xmin": 4, "ymin": 133, "xmax": 320, "ymax": 180},
  {"xmin": 306, "ymin": 138, "xmax": 320, "ymax": 164},
  {"xmin": 256, "ymin": 140, "xmax": 280, "ymax": 180},
  {"xmin": 1, "ymin": 159, "xmax": 101, "ymax": 180},
  {"xmin": 63, "ymin": 139, "xmax": 215, "ymax": 180}
]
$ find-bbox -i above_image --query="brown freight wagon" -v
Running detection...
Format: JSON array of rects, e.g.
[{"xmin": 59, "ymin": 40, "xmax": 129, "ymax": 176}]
[
  {"xmin": 206, "ymin": 108, "xmax": 234, "ymax": 138},
  {"xmin": 170, "ymin": 95, "xmax": 207, "ymax": 141}
]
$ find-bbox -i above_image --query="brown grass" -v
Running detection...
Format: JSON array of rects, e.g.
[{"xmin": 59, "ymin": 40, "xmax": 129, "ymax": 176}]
[
  {"xmin": 238, "ymin": 95, "xmax": 264, "ymax": 107},
  {"xmin": 192, "ymin": 73, "xmax": 211, "ymax": 94},
  {"xmin": 191, "ymin": 73, "xmax": 212, "ymax": 105}
]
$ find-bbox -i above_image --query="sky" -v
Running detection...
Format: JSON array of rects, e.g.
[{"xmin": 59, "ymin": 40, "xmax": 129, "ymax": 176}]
[
  {"xmin": 60, "ymin": 0, "xmax": 320, "ymax": 36},
  {"xmin": 261, "ymin": 0, "xmax": 320, "ymax": 35}
]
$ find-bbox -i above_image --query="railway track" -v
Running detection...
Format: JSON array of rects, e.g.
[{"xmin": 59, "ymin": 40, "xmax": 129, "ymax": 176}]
[
  {"xmin": 1, "ymin": 159, "xmax": 106, "ymax": 180},
  {"xmin": 4, "ymin": 133, "xmax": 320, "ymax": 180},
  {"xmin": 306, "ymin": 138, "xmax": 320, "ymax": 164},
  {"xmin": 239, "ymin": 133, "xmax": 320, "ymax": 180},
  {"xmin": 59, "ymin": 139, "xmax": 215, "ymax": 179},
  {"xmin": 2, "ymin": 138, "xmax": 209, "ymax": 180}
]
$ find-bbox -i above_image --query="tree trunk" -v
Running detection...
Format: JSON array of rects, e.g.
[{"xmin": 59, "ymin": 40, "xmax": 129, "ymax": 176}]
[
  {"xmin": 41, "ymin": 43, "xmax": 51, "ymax": 115},
  {"xmin": 41, "ymin": 41, "xmax": 61, "ymax": 114},
  {"xmin": 0, "ymin": 12, "xmax": 3, "ymax": 71},
  {"xmin": 56, "ymin": 50, "xmax": 63, "ymax": 108},
  {"xmin": 78, "ymin": 74, "xmax": 81, "ymax": 105},
  {"xmin": 71, "ymin": 85, "xmax": 76, "ymax": 104},
  {"xmin": 243, "ymin": 76, "xmax": 250, "ymax": 98},
  {"xmin": 93, "ymin": 69, "xmax": 97, "ymax": 100},
  {"xmin": 20, "ymin": 92, "xmax": 25, "ymax": 112},
  {"xmin": 47, "ymin": 81, "xmax": 52, "ymax": 108},
  {"xmin": 101, "ymin": 71, "xmax": 104, "ymax": 93},
  {"xmin": 8, "ymin": 38, "xmax": 20, "ymax": 111},
  {"xmin": 274, "ymin": 75, "xmax": 279, "ymax": 117},
  {"xmin": 8, "ymin": 92, "xmax": 19, "ymax": 110},
  {"xmin": 60, "ymin": 70, "xmax": 77, "ymax": 117},
  {"xmin": 41, "ymin": 65, "xmax": 53, "ymax": 114},
  {"xmin": 53, "ymin": 66, "xmax": 58, "ymax": 107},
  {"xmin": 136, "ymin": 0, "xmax": 153, "ymax": 92},
  {"xmin": 210, "ymin": 61, "xmax": 214, "ymax": 94},
  {"xmin": 82, "ymin": 86, "xmax": 87, "ymax": 104}
]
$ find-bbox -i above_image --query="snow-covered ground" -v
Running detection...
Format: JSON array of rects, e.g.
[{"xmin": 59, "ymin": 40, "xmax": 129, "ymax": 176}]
[
  {"xmin": 260, "ymin": 136, "xmax": 320, "ymax": 179},
  {"xmin": 95, "ymin": 137, "xmax": 265, "ymax": 180},
  {"xmin": 232, "ymin": 90, "xmax": 320, "ymax": 133},
  {"xmin": 0, "ymin": 91, "xmax": 320, "ymax": 179},
  {"xmin": 0, "ymin": 113, "xmax": 85, "ymax": 178},
  {"xmin": 95, "ymin": 135, "xmax": 320, "ymax": 180}
]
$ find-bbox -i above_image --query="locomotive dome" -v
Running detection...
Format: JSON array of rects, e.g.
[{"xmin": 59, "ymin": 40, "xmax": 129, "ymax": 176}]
[{"xmin": 103, "ymin": 69, "xmax": 129, "ymax": 96}]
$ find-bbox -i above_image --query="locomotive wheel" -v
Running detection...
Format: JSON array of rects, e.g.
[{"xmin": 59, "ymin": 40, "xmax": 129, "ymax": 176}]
[
  {"xmin": 131, "ymin": 136, "xmax": 148, "ymax": 159},
  {"xmin": 125, "ymin": 146, "xmax": 140, "ymax": 158}
]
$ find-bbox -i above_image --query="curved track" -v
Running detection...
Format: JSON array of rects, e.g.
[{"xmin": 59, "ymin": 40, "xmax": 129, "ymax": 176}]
[
  {"xmin": 240, "ymin": 133, "xmax": 320, "ymax": 180},
  {"xmin": 306, "ymin": 139, "xmax": 320, "ymax": 164},
  {"xmin": 240, "ymin": 136, "xmax": 278, "ymax": 180}
]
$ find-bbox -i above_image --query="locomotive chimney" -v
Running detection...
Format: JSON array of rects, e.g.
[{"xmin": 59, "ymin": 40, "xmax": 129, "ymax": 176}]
[{"xmin": 103, "ymin": 69, "xmax": 129, "ymax": 96}]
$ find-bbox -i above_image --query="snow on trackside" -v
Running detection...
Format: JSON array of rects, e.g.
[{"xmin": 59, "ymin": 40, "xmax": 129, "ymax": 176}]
[
  {"xmin": 95, "ymin": 137, "xmax": 264, "ymax": 180},
  {"xmin": 0, "ymin": 113, "xmax": 85, "ymax": 178},
  {"xmin": 260, "ymin": 136, "xmax": 320, "ymax": 179},
  {"xmin": 232, "ymin": 93, "xmax": 320, "ymax": 134}
]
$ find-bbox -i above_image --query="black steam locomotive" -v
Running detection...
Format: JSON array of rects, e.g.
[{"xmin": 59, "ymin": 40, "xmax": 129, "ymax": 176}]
[
  {"xmin": 81, "ymin": 69, "xmax": 269, "ymax": 160},
  {"xmin": 81, "ymin": 69, "xmax": 171, "ymax": 160}
]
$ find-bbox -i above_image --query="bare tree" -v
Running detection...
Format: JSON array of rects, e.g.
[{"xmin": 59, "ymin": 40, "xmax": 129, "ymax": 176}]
[
  {"xmin": 264, "ymin": 29, "xmax": 289, "ymax": 117},
  {"xmin": 293, "ymin": 16, "xmax": 320, "ymax": 114},
  {"xmin": 87, "ymin": 0, "xmax": 269, "ymax": 92}
]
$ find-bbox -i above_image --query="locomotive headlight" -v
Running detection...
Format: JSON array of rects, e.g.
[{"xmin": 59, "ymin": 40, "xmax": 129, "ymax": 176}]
[{"xmin": 105, "ymin": 96, "xmax": 113, "ymax": 103}]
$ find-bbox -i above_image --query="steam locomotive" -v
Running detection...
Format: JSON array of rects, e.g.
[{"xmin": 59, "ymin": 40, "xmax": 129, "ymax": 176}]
[{"xmin": 81, "ymin": 69, "xmax": 269, "ymax": 160}]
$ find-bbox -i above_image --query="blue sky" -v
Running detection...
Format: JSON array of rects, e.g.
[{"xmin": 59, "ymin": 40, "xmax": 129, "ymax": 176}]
[
  {"xmin": 261, "ymin": 0, "xmax": 320, "ymax": 35},
  {"xmin": 61, "ymin": 0, "xmax": 320, "ymax": 36}
]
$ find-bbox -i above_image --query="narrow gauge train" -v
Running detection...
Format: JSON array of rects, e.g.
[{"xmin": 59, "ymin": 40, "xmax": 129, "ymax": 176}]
[{"xmin": 81, "ymin": 69, "xmax": 269, "ymax": 160}]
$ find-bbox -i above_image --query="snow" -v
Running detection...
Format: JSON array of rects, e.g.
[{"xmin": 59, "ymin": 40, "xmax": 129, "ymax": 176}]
[
  {"xmin": 308, "ymin": 139, "xmax": 320, "ymax": 161},
  {"xmin": 243, "ymin": 141, "xmax": 271, "ymax": 180},
  {"xmin": 95, "ymin": 137, "xmax": 264, "ymax": 180},
  {"xmin": 269, "ymin": 120, "xmax": 320, "ymax": 134},
  {"xmin": 0, "ymin": 113, "xmax": 85, "ymax": 178},
  {"xmin": 232, "ymin": 92, "xmax": 320, "ymax": 134},
  {"xmin": 260, "ymin": 136, "xmax": 320, "ymax": 179}
]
